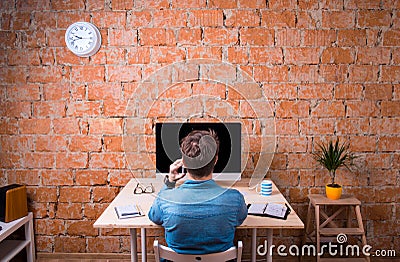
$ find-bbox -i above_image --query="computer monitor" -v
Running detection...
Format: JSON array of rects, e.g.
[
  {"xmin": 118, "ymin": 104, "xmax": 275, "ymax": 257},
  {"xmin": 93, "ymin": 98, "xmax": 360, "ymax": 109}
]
[{"xmin": 156, "ymin": 122, "xmax": 241, "ymax": 181}]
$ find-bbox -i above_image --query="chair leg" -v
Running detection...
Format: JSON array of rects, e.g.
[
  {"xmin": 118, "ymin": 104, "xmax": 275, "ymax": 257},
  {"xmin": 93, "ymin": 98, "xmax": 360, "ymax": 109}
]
[
  {"xmin": 154, "ymin": 240, "xmax": 160, "ymax": 262},
  {"xmin": 237, "ymin": 241, "xmax": 243, "ymax": 262}
]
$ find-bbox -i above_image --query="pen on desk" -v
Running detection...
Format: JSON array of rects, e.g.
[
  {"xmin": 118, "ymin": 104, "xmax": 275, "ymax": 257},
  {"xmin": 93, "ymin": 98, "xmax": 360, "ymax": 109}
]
[{"xmin": 136, "ymin": 204, "xmax": 142, "ymax": 215}]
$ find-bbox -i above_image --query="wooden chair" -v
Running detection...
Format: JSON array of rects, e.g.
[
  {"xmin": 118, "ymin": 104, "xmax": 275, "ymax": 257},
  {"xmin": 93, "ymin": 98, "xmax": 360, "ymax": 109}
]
[{"xmin": 153, "ymin": 240, "xmax": 243, "ymax": 262}]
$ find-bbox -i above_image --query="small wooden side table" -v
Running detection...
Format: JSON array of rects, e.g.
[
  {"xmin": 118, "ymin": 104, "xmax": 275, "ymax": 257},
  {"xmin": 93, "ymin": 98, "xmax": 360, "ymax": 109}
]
[
  {"xmin": 304, "ymin": 194, "xmax": 369, "ymax": 262},
  {"xmin": 0, "ymin": 212, "xmax": 35, "ymax": 262}
]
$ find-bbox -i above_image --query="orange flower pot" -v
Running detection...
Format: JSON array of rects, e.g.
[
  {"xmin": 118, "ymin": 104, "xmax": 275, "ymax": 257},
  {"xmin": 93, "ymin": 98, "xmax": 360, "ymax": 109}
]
[{"xmin": 325, "ymin": 184, "xmax": 342, "ymax": 200}]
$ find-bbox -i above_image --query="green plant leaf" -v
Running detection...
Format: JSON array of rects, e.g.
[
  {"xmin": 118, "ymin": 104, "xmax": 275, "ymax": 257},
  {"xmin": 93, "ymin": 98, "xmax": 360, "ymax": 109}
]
[{"xmin": 312, "ymin": 138, "xmax": 355, "ymax": 185}]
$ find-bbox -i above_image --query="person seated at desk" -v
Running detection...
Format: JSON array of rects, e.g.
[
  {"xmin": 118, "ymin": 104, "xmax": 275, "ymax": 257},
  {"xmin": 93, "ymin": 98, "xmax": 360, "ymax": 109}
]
[{"xmin": 148, "ymin": 129, "xmax": 248, "ymax": 257}]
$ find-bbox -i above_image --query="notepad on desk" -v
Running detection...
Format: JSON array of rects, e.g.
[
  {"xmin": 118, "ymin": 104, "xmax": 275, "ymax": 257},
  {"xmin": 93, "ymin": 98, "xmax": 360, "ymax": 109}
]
[
  {"xmin": 115, "ymin": 204, "xmax": 144, "ymax": 219},
  {"xmin": 247, "ymin": 203, "xmax": 291, "ymax": 220}
]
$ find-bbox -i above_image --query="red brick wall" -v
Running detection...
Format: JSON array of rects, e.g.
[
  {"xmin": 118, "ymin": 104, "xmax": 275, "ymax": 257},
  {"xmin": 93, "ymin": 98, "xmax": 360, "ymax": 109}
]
[{"xmin": 1, "ymin": 0, "xmax": 399, "ymax": 256}]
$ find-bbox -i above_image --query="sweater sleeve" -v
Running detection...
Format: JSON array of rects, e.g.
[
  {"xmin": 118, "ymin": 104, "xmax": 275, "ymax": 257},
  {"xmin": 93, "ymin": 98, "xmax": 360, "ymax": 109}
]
[
  {"xmin": 148, "ymin": 197, "xmax": 164, "ymax": 225},
  {"xmin": 148, "ymin": 183, "xmax": 176, "ymax": 225},
  {"xmin": 236, "ymin": 192, "xmax": 248, "ymax": 226}
]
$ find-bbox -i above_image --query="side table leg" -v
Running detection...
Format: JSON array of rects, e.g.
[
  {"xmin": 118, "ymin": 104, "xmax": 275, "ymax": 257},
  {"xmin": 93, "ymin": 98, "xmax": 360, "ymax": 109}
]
[
  {"xmin": 315, "ymin": 205, "xmax": 320, "ymax": 262},
  {"xmin": 355, "ymin": 205, "xmax": 370, "ymax": 262},
  {"xmin": 130, "ymin": 229, "xmax": 138, "ymax": 262},
  {"xmin": 141, "ymin": 228, "xmax": 147, "ymax": 262},
  {"xmin": 251, "ymin": 228, "xmax": 257, "ymax": 262},
  {"xmin": 267, "ymin": 229, "xmax": 273, "ymax": 262},
  {"xmin": 25, "ymin": 216, "xmax": 35, "ymax": 262}
]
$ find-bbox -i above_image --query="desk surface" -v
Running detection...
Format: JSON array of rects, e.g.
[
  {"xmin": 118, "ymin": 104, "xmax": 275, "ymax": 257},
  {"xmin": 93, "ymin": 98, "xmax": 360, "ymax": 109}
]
[{"xmin": 94, "ymin": 178, "xmax": 304, "ymax": 230}]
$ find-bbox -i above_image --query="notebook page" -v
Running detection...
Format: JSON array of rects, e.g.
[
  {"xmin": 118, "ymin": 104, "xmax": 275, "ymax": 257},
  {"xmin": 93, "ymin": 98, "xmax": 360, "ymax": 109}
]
[
  {"xmin": 248, "ymin": 203, "xmax": 266, "ymax": 214},
  {"xmin": 116, "ymin": 204, "xmax": 140, "ymax": 216},
  {"xmin": 265, "ymin": 203, "xmax": 287, "ymax": 218}
]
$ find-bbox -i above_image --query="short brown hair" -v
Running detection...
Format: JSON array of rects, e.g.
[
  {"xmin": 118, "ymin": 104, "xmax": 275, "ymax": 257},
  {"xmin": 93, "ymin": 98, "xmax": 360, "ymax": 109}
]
[{"xmin": 180, "ymin": 129, "xmax": 219, "ymax": 178}]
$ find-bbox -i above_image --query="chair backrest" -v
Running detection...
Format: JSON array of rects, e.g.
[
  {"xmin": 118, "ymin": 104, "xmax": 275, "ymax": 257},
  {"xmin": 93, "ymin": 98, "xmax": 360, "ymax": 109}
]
[{"xmin": 153, "ymin": 240, "xmax": 242, "ymax": 262}]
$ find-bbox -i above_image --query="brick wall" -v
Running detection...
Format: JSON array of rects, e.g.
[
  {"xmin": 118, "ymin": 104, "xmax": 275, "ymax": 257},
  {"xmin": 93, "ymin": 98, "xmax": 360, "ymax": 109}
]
[{"xmin": 0, "ymin": 0, "xmax": 399, "ymax": 257}]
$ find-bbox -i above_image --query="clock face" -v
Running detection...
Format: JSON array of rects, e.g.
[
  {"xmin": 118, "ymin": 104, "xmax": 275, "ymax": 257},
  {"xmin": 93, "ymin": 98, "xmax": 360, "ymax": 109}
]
[{"xmin": 65, "ymin": 22, "xmax": 101, "ymax": 57}]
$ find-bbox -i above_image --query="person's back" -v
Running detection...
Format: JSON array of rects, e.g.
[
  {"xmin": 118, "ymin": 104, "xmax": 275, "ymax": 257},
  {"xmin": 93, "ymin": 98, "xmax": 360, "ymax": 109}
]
[
  {"xmin": 149, "ymin": 179, "xmax": 246, "ymax": 254},
  {"xmin": 148, "ymin": 129, "xmax": 247, "ymax": 255}
]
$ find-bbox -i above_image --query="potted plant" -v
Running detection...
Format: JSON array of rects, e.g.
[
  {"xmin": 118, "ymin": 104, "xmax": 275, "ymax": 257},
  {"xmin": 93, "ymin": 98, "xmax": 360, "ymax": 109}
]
[{"xmin": 312, "ymin": 138, "xmax": 356, "ymax": 200}]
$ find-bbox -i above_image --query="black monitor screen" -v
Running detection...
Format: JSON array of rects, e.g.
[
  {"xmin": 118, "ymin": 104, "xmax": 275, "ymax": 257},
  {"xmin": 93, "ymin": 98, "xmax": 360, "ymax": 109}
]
[{"xmin": 156, "ymin": 122, "xmax": 241, "ymax": 174}]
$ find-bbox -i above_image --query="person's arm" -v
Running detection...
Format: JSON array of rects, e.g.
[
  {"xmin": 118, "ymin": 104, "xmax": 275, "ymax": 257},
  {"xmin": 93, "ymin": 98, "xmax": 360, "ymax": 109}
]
[
  {"xmin": 149, "ymin": 159, "xmax": 186, "ymax": 223},
  {"xmin": 148, "ymin": 197, "xmax": 163, "ymax": 225},
  {"xmin": 163, "ymin": 175, "xmax": 176, "ymax": 189}
]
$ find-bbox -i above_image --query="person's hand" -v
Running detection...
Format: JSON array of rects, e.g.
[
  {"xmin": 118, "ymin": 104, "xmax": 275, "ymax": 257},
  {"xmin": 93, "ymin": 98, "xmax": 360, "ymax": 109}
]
[{"xmin": 169, "ymin": 159, "xmax": 186, "ymax": 182}]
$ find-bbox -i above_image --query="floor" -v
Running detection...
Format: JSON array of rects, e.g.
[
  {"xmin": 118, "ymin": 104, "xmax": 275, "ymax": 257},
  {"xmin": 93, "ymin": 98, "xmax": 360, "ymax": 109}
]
[
  {"xmin": 37, "ymin": 260, "xmax": 133, "ymax": 262},
  {"xmin": 35, "ymin": 258, "xmax": 400, "ymax": 262},
  {"xmin": 35, "ymin": 255, "xmax": 298, "ymax": 262},
  {"xmin": 6, "ymin": 250, "xmax": 396, "ymax": 262}
]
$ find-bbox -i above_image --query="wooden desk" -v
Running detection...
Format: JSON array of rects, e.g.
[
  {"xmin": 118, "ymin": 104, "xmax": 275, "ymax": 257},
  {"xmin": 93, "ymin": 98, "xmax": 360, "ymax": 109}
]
[{"xmin": 94, "ymin": 178, "xmax": 304, "ymax": 262}]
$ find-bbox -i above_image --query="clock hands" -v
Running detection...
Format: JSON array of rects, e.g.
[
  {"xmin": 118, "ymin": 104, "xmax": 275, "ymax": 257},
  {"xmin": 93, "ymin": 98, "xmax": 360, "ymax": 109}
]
[{"xmin": 70, "ymin": 35, "xmax": 93, "ymax": 40}]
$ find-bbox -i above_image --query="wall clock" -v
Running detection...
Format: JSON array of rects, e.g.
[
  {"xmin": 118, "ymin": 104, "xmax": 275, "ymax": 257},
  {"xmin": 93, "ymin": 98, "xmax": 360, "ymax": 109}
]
[{"xmin": 65, "ymin": 22, "xmax": 101, "ymax": 57}]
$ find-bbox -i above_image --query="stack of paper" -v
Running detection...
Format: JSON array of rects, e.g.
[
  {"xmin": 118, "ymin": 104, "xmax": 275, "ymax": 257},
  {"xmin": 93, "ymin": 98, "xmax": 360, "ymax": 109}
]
[{"xmin": 114, "ymin": 204, "xmax": 144, "ymax": 219}]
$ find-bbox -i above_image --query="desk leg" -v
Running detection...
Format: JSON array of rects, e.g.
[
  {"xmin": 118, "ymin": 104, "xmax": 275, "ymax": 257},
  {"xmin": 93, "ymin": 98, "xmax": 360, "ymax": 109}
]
[
  {"xmin": 141, "ymin": 228, "xmax": 147, "ymax": 262},
  {"xmin": 304, "ymin": 201, "xmax": 312, "ymax": 243},
  {"xmin": 251, "ymin": 228, "xmax": 257, "ymax": 262},
  {"xmin": 130, "ymin": 229, "xmax": 138, "ymax": 262},
  {"xmin": 267, "ymin": 229, "xmax": 273, "ymax": 262}
]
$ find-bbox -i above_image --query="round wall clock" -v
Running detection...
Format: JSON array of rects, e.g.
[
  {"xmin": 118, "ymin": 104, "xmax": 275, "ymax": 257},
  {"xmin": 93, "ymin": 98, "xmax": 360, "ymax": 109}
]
[{"xmin": 65, "ymin": 22, "xmax": 101, "ymax": 57}]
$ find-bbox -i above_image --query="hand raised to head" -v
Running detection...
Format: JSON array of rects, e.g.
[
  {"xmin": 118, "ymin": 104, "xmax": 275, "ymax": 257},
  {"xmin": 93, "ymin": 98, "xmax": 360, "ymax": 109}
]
[{"xmin": 168, "ymin": 158, "xmax": 186, "ymax": 182}]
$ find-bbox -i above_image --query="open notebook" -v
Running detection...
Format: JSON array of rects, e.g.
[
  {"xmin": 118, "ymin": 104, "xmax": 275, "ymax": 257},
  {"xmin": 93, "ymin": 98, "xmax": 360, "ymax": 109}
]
[
  {"xmin": 114, "ymin": 204, "xmax": 144, "ymax": 219},
  {"xmin": 247, "ymin": 203, "xmax": 291, "ymax": 220}
]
